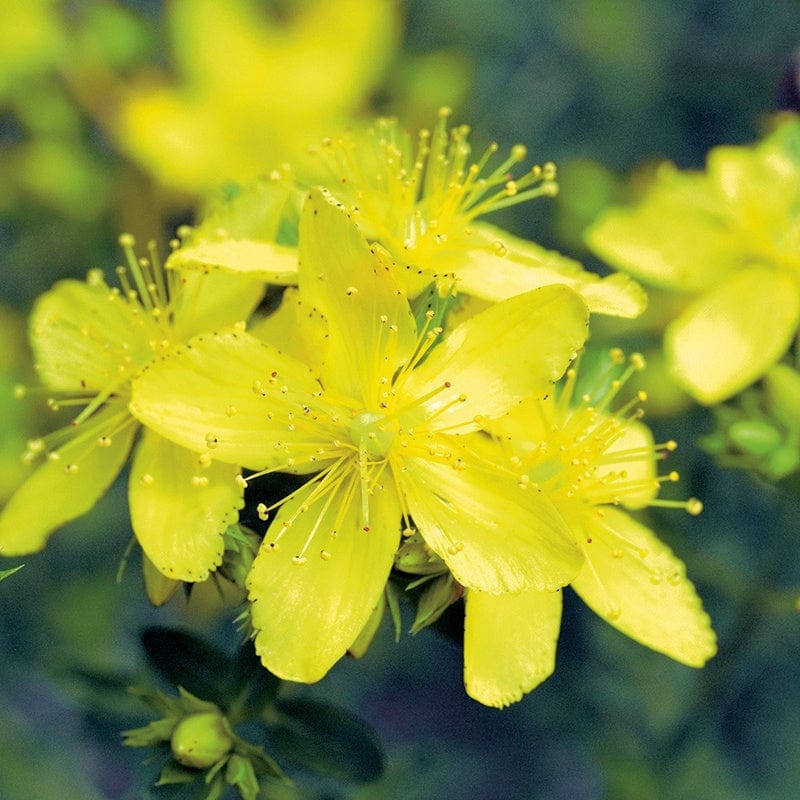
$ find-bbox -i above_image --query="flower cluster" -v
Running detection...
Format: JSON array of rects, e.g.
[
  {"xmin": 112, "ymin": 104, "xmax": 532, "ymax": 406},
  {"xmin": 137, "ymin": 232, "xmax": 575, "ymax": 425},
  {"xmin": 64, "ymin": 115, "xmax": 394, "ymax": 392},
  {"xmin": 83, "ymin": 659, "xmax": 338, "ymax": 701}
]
[{"xmin": 0, "ymin": 112, "xmax": 715, "ymax": 707}]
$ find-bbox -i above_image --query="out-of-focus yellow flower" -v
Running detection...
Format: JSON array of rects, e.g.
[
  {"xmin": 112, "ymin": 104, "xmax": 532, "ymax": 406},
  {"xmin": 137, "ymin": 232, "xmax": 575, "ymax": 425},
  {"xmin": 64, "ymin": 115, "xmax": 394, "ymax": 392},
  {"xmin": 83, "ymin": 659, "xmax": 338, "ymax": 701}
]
[
  {"xmin": 587, "ymin": 115, "xmax": 800, "ymax": 404},
  {"xmin": 0, "ymin": 0, "xmax": 150, "ymax": 217},
  {"xmin": 111, "ymin": 0, "xmax": 401, "ymax": 194},
  {"xmin": 130, "ymin": 188, "xmax": 590, "ymax": 684},
  {"xmin": 462, "ymin": 352, "xmax": 716, "ymax": 707},
  {"xmin": 0, "ymin": 236, "xmax": 264, "ymax": 582}
]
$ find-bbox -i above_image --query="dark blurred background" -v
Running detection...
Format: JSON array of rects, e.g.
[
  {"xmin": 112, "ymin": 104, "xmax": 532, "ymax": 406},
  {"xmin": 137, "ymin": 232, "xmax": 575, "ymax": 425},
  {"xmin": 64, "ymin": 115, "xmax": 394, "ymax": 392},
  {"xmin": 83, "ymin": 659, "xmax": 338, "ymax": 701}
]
[{"xmin": 2, "ymin": 1, "xmax": 800, "ymax": 798}]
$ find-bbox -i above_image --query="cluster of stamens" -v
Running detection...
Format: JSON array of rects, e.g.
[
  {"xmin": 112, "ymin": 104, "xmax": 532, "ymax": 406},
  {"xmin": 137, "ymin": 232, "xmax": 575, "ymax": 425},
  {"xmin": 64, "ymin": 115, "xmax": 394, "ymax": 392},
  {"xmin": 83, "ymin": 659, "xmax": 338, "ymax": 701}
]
[
  {"xmin": 16, "ymin": 235, "xmax": 186, "ymax": 474},
  {"xmin": 307, "ymin": 107, "xmax": 558, "ymax": 263},
  {"xmin": 514, "ymin": 349, "xmax": 702, "ymax": 517},
  {"xmin": 237, "ymin": 306, "xmax": 485, "ymax": 566}
]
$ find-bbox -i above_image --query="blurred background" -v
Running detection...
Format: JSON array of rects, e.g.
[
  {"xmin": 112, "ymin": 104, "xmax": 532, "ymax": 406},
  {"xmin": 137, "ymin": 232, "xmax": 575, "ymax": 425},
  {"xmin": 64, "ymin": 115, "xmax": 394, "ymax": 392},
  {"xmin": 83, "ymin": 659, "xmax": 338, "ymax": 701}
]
[{"xmin": 2, "ymin": 1, "xmax": 800, "ymax": 798}]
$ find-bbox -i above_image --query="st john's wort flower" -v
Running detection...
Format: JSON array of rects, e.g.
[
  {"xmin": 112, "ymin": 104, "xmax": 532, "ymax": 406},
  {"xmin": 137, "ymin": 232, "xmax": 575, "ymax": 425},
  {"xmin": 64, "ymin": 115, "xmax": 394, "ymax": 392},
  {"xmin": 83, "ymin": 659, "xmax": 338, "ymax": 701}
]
[
  {"xmin": 0, "ymin": 236, "xmax": 263, "ymax": 585},
  {"xmin": 129, "ymin": 187, "xmax": 590, "ymax": 684},
  {"xmin": 460, "ymin": 352, "xmax": 716, "ymax": 707}
]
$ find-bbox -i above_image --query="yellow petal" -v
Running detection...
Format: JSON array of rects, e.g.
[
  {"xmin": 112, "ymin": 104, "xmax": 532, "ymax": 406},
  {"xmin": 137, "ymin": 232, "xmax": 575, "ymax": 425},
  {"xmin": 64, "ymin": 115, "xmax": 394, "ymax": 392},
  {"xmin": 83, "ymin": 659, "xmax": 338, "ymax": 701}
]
[
  {"xmin": 247, "ymin": 476, "xmax": 400, "ymax": 682},
  {"xmin": 708, "ymin": 137, "xmax": 800, "ymax": 235},
  {"xmin": 586, "ymin": 168, "xmax": 740, "ymax": 292},
  {"xmin": 665, "ymin": 267, "xmax": 800, "ymax": 404},
  {"xmin": 30, "ymin": 277, "xmax": 152, "ymax": 392},
  {"xmin": 130, "ymin": 330, "xmax": 326, "ymax": 471},
  {"xmin": 129, "ymin": 429, "xmax": 242, "ymax": 582},
  {"xmin": 172, "ymin": 268, "xmax": 265, "ymax": 340},
  {"xmin": 168, "ymin": 240, "xmax": 298, "ymax": 283},
  {"xmin": 0, "ymin": 402, "xmax": 136, "ymax": 555},
  {"xmin": 297, "ymin": 187, "xmax": 417, "ymax": 405},
  {"xmin": 452, "ymin": 222, "xmax": 647, "ymax": 318},
  {"xmin": 572, "ymin": 507, "xmax": 717, "ymax": 667},
  {"xmin": 166, "ymin": 176, "xmax": 301, "ymax": 280},
  {"xmin": 401, "ymin": 452, "xmax": 582, "ymax": 593},
  {"xmin": 248, "ymin": 287, "xmax": 328, "ymax": 369},
  {"xmin": 464, "ymin": 587, "xmax": 562, "ymax": 708},
  {"xmin": 601, "ymin": 419, "xmax": 657, "ymax": 509},
  {"xmin": 398, "ymin": 284, "xmax": 588, "ymax": 431}
]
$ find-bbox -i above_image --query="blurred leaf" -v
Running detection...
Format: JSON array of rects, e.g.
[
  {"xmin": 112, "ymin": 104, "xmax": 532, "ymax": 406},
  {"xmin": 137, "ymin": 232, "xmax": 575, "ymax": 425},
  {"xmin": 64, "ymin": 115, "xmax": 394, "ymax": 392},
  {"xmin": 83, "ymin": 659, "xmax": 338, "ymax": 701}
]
[
  {"xmin": 269, "ymin": 698, "xmax": 384, "ymax": 784},
  {"xmin": 142, "ymin": 627, "xmax": 232, "ymax": 705},
  {"xmin": 226, "ymin": 641, "xmax": 281, "ymax": 723}
]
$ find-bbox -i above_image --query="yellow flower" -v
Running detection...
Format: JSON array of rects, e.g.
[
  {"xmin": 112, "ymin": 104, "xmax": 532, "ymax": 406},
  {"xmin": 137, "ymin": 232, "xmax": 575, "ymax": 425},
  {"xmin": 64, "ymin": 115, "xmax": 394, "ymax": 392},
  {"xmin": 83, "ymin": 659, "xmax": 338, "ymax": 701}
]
[
  {"xmin": 586, "ymin": 115, "xmax": 800, "ymax": 404},
  {"xmin": 129, "ymin": 187, "xmax": 590, "ymax": 683},
  {"xmin": 178, "ymin": 109, "xmax": 646, "ymax": 317},
  {"xmin": 462, "ymin": 352, "xmax": 717, "ymax": 707},
  {"xmin": 110, "ymin": 0, "xmax": 400, "ymax": 194},
  {"xmin": 0, "ymin": 236, "xmax": 264, "ymax": 583}
]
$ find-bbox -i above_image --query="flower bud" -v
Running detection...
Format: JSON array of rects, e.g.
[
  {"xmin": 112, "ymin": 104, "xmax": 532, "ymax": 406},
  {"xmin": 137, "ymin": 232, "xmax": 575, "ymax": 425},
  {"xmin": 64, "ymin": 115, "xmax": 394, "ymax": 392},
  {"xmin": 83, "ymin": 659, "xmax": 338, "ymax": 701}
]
[{"xmin": 170, "ymin": 711, "xmax": 233, "ymax": 769}]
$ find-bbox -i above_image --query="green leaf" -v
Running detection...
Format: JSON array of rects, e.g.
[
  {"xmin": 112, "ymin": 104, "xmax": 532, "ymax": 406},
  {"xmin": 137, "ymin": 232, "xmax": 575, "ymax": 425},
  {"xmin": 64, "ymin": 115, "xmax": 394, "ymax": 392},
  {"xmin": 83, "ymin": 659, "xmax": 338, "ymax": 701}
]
[
  {"xmin": 0, "ymin": 564, "xmax": 23, "ymax": 581},
  {"xmin": 202, "ymin": 773, "xmax": 226, "ymax": 800},
  {"xmin": 225, "ymin": 754, "xmax": 260, "ymax": 800},
  {"xmin": 410, "ymin": 575, "xmax": 462, "ymax": 634},
  {"xmin": 124, "ymin": 718, "xmax": 179, "ymax": 748},
  {"xmin": 269, "ymin": 699, "xmax": 384, "ymax": 784},
  {"xmin": 234, "ymin": 737, "xmax": 288, "ymax": 783},
  {"xmin": 156, "ymin": 761, "xmax": 199, "ymax": 786},
  {"xmin": 386, "ymin": 582, "xmax": 402, "ymax": 643}
]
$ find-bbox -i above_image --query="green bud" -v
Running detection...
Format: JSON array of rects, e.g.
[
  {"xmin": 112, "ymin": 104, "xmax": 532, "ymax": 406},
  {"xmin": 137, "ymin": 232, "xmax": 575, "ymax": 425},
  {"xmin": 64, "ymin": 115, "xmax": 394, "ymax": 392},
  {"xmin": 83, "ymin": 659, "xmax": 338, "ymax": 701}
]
[
  {"xmin": 394, "ymin": 534, "xmax": 446, "ymax": 575},
  {"xmin": 766, "ymin": 444, "xmax": 800, "ymax": 480},
  {"xmin": 728, "ymin": 419, "xmax": 782, "ymax": 455},
  {"xmin": 410, "ymin": 575, "xmax": 462, "ymax": 634},
  {"xmin": 219, "ymin": 525, "xmax": 260, "ymax": 588},
  {"xmin": 170, "ymin": 711, "xmax": 233, "ymax": 769},
  {"xmin": 764, "ymin": 363, "xmax": 800, "ymax": 430}
]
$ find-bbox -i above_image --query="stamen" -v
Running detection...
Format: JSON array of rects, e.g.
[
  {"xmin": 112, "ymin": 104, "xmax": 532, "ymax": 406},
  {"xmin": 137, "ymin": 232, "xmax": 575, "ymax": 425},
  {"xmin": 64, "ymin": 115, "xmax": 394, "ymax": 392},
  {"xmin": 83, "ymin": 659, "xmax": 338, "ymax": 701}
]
[{"xmin": 307, "ymin": 109, "xmax": 560, "ymax": 268}]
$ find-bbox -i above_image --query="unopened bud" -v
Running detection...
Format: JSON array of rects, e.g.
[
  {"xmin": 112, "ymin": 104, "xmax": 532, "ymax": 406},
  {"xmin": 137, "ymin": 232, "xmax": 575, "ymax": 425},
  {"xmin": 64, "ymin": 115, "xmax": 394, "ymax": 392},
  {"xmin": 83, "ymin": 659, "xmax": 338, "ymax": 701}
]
[{"xmin": 170, "ymin": 711, "xmax": 233, "ymax": 769}]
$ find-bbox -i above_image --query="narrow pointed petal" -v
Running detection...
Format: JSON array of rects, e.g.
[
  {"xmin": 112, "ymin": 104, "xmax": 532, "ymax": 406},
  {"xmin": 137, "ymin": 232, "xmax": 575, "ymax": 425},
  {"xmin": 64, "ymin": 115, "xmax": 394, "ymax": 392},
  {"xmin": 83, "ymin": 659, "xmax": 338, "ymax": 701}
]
[
  {"xmin": 398, "ymin": 284, "xmax": 588, "ymax": 431},
  {"xmin": 452, "ymin": 223, "xmax": 647, "ymax": 318},
  {"xmin": 247, "ymin": 476, "xmax": 400, "ymax": 682},
  {"xmin": 0, "ymin": 403, "xmax": 136, "ymax": 555},
  {"xmin": 573, "ymin": 507, "xmax": 717, "ymax": 667},
  {"xmin": 168, "ymin": 240, "xmax": 298, "ymax": 283},
  {"xmin": 166, "ymin": 176, "xmax": 301, "ymax": 282},
  {"xmin": 464, "ymin": 587, "xmax": 562, "ymax": 707},
  {"xmin": 297, "ymin": 187, "xmax": 417, "ymax": 404},
  {"xmin": 30, "ymin": 278, "xmax": 152, "ymax": 392},
  {"xmin": 130, "ymin": 330, "xmax": 325, "ymax": 471},
  {"xmin": 402, "ymin": 453, "xmax": 582, "ymax": 593},
  {"xmin": 129, "ymin": 429, "xmax": 243, "ymax": 582},
  {"xmin": 665, "ymin": 267, "xmax": 800, "ymax": 404}
]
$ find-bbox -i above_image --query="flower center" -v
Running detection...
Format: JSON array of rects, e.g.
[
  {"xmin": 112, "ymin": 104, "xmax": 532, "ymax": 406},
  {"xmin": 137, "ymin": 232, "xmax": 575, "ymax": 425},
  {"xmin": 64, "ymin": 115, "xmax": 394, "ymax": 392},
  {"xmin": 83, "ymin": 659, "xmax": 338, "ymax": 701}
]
[{"xmin": 348, "ymin": 411, "xmax": 397, "ymax": 460}]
